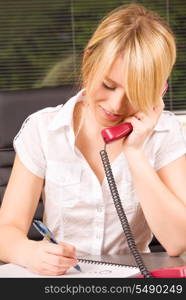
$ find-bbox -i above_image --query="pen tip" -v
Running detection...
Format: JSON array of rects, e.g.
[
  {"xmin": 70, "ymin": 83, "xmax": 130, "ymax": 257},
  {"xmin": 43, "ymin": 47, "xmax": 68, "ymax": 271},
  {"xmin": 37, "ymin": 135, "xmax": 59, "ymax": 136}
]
[{"xmin": 75, "ymin": 265, "xmax": 82, "ymax": 272}]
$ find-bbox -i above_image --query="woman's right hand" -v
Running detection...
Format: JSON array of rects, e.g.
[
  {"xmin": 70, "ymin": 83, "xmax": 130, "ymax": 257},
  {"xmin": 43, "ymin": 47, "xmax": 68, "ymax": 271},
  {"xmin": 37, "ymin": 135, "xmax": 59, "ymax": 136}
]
[{"xmin": 24, "ymin": 239, "xmax": 78, "ymax": 276}]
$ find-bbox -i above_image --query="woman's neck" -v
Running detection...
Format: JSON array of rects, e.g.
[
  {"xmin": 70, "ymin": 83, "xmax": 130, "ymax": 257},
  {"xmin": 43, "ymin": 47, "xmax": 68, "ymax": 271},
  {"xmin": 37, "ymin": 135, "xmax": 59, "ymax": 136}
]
[{"xmin": 73, "ymin": 101, "xmax": 104, "ymax": 142}]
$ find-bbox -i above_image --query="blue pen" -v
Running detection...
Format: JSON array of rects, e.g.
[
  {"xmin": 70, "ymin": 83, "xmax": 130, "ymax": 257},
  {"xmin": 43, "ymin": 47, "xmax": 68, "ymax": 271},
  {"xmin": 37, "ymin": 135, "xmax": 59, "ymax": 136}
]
[{"xmin": 33, "ymin": 220, "xmax": 81, "ymax": 272}]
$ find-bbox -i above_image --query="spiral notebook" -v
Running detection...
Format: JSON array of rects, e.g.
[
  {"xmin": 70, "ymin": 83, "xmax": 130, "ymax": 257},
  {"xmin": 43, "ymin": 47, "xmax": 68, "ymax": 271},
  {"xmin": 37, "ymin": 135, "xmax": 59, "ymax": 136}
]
[{"xmin": 0, "ymin": 258, "xmax": 139, "ymax": 278}]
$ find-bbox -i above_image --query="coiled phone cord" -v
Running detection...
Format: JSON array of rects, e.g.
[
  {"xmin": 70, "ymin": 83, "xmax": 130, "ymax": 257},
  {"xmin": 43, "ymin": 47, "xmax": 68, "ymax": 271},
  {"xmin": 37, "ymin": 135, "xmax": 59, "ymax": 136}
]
[{"xmin": 100, "ymin": 147, "xmax": 153, "ymax": 278}]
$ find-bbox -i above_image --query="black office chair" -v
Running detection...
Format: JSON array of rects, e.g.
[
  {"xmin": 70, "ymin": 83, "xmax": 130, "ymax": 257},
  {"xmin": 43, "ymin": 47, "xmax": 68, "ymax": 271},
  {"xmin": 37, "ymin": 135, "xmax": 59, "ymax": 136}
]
[
  {"xmin": 0, "ymin": 85, "xmax": 164, "ymax": 251},
  {"xmin": 0, "ymin": 85, "xmax": 78, "ymax": 240}
]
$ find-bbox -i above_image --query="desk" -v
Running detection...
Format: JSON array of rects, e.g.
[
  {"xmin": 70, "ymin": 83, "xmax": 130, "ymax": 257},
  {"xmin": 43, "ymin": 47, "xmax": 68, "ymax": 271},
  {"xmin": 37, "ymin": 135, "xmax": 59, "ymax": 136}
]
[
  {"xmin": 0, "ymin": 253, "xmax": 185, "ymax": 300},
  {"xmin": 78, "ymin": 252, "xmax": 186, "ymax": 271},
  {"xmin": 0, "ymin": 252, "xmax": 185, "ymax": 274}
]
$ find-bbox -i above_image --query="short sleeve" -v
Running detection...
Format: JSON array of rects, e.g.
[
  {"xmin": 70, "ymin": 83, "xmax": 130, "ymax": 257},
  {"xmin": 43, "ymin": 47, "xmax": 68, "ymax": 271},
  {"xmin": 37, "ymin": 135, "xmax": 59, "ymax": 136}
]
[
  {"xmin": 154, "ymin": 117, "xmax": 186, "ymax": 170},
  {"xmin": 13, "ymin": 113, "xmax": 46, "ymax": 178}
]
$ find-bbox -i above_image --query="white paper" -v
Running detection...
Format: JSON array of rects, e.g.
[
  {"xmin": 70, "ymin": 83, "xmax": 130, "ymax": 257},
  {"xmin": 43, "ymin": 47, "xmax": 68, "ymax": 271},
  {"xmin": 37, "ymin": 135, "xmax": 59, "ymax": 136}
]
[{"xmin": 0, "ymin": 261, "xmax": 139, "ymax": 278}]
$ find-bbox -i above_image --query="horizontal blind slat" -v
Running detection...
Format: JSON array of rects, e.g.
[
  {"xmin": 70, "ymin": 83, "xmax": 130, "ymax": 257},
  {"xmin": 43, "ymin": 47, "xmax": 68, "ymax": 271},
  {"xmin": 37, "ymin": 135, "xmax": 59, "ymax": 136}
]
[{"xmin": 0, "ymin": 0, "xmax": 185, "ymax": 111}]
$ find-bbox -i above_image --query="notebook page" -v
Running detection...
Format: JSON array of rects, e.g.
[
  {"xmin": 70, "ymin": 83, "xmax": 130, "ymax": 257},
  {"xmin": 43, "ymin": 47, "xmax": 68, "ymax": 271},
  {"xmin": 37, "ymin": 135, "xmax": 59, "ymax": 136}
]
[
  {"xmin": 0, "ymin": 262, "xmax": 139, "ymax": 278},
  {"xmin": 64, "ymin": 261, "xmax": 139, "ymax": 278}
]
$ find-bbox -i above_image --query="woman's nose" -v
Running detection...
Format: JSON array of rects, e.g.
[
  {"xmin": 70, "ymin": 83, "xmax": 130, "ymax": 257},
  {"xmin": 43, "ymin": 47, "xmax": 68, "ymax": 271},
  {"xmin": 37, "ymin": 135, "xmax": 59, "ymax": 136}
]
[{"xmin": 109, "ymin": 91, "xmax": 126, "ymax": 113}]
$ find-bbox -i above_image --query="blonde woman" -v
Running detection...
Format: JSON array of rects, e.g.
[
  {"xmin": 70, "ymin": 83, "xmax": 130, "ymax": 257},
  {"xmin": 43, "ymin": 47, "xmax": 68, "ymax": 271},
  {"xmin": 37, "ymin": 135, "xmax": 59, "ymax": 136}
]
[{"xmin": 0, "ymin": 4, "xmax": 186, "ymax": 276}]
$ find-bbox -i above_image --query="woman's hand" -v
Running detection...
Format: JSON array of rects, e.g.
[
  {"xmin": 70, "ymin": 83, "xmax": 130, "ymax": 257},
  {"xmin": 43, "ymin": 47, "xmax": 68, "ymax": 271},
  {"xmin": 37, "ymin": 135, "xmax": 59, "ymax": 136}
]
[
  {"xmin": 24, "ymin": 239, "xmax": 78, "ymax": 276},
  {"xmin": 123, "ymin": 99, "xmax": 164, "ymax": 152}
]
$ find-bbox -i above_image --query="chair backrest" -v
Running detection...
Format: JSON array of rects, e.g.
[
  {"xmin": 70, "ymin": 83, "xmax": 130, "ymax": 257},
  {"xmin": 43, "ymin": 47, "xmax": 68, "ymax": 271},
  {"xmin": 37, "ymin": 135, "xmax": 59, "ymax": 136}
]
[{"xmin": 0, "ymin": 85, "xmax": 78, "ymax": 240}]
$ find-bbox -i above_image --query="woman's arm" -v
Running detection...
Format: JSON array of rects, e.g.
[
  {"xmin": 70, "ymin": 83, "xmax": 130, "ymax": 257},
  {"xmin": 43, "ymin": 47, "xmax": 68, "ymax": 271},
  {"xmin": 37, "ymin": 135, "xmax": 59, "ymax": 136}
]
[
  {"xmin": 124, "ymin": 149, "xmax": 186, "ymax": 256},
  {"xmin": 122, "ymin": 101, "xmax": 186, "ymax": 256},
  {"xmin": 0, "ymin": 155, "xmax": 77, "ymax": 275},
  {"xmin": 0, "ymin": 154, "xmax": 43, "ymax": 264}
]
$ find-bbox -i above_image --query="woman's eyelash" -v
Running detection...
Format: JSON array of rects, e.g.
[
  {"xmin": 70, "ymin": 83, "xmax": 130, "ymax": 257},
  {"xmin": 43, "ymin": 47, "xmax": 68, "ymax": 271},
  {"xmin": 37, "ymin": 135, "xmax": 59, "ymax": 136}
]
[{"xmin": 102, "ymin": 82, "xmax": 116, "ymax": 90}]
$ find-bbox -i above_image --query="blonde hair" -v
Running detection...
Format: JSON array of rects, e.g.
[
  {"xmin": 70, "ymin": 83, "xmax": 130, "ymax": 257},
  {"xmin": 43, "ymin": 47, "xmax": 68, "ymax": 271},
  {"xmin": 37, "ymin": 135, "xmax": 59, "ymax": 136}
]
[{"xmin": 81, "ymin": 4, "xmax": 176, "ymax": 111}]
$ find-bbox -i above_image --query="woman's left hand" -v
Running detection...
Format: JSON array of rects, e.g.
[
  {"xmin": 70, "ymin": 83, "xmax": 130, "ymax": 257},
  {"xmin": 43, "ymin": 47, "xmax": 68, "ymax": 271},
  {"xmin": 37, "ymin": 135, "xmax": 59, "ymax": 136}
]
[{"xmin": 123, "ymin": 99, "xmax": 164, "ymax": 151}]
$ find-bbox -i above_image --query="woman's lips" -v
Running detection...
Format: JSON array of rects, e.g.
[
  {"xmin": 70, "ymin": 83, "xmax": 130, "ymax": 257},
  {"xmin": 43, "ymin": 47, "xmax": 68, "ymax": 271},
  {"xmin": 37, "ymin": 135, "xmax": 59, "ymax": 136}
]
[{"xmin": 99, "ymin": 105, "xmax": 122, "ymax": 121}]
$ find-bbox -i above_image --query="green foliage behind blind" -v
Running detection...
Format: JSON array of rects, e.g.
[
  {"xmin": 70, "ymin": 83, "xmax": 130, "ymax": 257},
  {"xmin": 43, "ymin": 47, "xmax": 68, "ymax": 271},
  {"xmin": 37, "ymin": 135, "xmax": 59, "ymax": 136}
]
[{"xmin": 0, "ymin": 0, "xmax": 185, "ymax": 111}]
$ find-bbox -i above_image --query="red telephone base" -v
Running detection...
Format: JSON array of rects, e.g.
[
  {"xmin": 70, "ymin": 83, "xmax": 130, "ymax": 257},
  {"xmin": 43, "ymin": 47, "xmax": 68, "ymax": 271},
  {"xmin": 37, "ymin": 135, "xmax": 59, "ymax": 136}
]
[{"xmin": 136, "ymin": 266, "xmax": 186, "ymax": 278}]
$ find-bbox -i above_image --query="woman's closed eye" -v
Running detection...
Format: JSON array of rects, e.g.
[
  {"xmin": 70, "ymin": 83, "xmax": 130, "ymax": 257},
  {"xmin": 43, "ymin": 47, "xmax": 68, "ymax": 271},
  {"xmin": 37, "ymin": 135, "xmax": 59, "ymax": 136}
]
[{"xmin": 102, "ymin": 82, "xmax": 116, "ymax": 91}]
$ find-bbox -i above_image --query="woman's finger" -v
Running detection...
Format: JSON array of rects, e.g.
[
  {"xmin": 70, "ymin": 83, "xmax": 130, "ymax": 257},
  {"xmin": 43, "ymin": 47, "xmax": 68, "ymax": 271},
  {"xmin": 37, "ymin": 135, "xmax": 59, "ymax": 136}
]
[
  {"xmin": 134, "ymin": 112, "xmax": 146, "ymax": 121},
  {"xmin": 45, "ymin": 241, "xmax": 76, "ymax": 258},
  {"xmin": 44, "ymin": 252, "xmax": 77, "ymax": 268},
  {"xmin": 153, "ymin": 98, "xmax": 165, "ymax": 114}
]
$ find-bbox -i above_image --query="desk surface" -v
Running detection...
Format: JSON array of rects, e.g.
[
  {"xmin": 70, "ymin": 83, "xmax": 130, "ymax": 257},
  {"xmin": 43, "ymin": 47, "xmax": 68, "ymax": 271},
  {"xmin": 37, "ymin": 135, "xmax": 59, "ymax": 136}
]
[
  {"xmin": 0, "ymin": 252, "xmax": 186, "ymax": 270},
  {"xmin": 78, "ymin": 252, "xmax": 186, "ymax": 271}
]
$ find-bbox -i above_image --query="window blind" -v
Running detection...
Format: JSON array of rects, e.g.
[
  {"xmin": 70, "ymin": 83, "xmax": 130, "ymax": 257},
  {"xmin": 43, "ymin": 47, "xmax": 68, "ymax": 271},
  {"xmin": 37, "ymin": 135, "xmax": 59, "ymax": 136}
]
[{"xmin": 0, "ymin": 0, "xmax": 185, "ymax": 112}]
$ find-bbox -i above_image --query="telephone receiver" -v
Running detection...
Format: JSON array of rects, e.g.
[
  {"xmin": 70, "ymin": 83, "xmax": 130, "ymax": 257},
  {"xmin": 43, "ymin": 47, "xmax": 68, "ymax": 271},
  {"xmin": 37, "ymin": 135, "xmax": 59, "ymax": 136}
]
[
  {"xmin": 100, "ymin": 82, "xmax": 186, "ymax": 278},
  {"xmin": 101, "ymin": 82, "xmax": 168, "ymax": 144}
]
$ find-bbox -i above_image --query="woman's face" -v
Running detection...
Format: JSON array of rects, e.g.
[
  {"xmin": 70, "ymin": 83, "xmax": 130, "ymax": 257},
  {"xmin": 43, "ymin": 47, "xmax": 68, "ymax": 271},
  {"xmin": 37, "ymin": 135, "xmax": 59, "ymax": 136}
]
[{"xmin": 87, "ymin": 56, "xmax": 139, "ymax": 128}]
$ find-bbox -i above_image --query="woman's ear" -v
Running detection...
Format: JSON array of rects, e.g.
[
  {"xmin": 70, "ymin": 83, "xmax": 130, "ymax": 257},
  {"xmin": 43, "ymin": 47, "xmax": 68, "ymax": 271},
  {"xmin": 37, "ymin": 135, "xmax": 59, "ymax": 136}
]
[
  {"xmin": 162, "ymin": 82, "xmax": 168, "ymax": 97},
  {"xmin": 82, "ymin": 80, "xmax": 87, "ymax": 96},
  {"xmin": 82, "ymin": 90, "xmax": 86, "ymax": 96}
]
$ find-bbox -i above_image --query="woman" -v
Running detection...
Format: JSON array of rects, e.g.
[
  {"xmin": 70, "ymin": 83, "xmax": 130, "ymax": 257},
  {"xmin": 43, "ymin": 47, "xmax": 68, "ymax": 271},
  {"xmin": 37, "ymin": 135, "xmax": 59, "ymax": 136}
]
[{"xmin": 0, "ymin": 4, "xmax": 186, "ymax": 276}]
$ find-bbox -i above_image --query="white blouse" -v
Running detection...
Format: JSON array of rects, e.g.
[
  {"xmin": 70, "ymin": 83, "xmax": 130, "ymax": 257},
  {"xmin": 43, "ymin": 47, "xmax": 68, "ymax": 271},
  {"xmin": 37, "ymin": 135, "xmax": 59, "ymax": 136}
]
[{"xmin": 13, "ymin": 89, "xmax": 186, "ymax": 256}]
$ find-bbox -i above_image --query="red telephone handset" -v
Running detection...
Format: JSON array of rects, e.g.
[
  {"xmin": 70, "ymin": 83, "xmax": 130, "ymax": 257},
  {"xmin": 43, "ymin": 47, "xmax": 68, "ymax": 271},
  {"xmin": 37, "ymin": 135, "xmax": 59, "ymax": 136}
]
[
  {"xmin": 101, "ymin": 122, "xmax": 133, "ymax": 143},
  {"xmin": 101, "ymin": 83, "xmax": 168, "ymax": 144}
]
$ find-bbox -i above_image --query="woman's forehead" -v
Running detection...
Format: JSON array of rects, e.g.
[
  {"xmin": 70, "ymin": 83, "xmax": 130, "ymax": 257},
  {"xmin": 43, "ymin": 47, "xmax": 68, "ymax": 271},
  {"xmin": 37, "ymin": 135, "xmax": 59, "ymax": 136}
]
[{"xmin": 104, "ymin": 56, "xmax": 125, "ymax": 86}]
